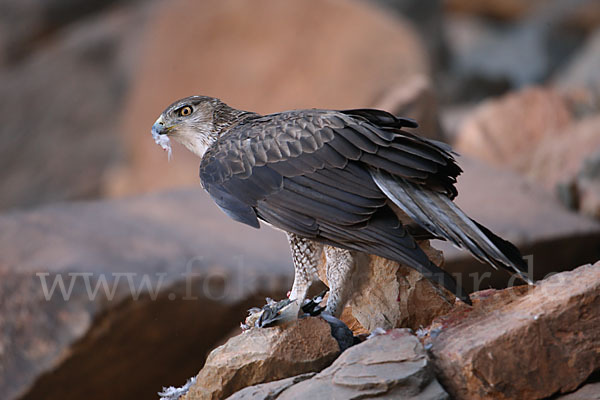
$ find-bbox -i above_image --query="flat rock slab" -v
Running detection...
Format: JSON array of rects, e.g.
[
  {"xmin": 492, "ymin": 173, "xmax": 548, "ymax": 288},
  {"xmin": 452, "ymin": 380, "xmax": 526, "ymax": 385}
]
[
  {"xmin": 184, "ymin": 317, "xmax": 340, "ymax": 400},
  {"xmin": 555, "ymin": 382, "xmax": 600, "ymax": 400},
  {"xmin": 426, "ymin": 261, "xmax": 600, "ymax": 400},
  {"xmin": 273, "ymin": 329, "xmax": 448, "ymax": 400},
  {"xmin": 225, "ymin": 373, "xmax": 316, "ymax": 400},
  {"xmin": 0, "ymin": 189, "xmax": 292, "ymax": 400},
  {"xmin": 435, "ymin": 157, "xmax": 600, "ymax": 290}
]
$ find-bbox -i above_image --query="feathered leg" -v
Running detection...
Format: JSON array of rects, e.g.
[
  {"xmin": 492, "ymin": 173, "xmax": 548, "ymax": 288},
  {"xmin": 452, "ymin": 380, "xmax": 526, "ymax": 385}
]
[
  {"xmin": 288, "ymin": 233, "xmax": 323, "ymax": 311},
  {"xmin": 324, "ymin": 246, "xmax": 356, "ymax": 317}
]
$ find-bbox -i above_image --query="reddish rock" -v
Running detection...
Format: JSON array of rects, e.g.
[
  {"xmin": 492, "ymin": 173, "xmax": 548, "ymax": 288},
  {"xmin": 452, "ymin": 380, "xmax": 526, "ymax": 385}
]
[
  {"xmin": 334, "ymin": 246, "xmax": 455, "ymax": 334},
  {"xmin": 277, "ymin": 329, "xmax": 449, "ymax": 399},
  {"xmin": 454, "ymin": 87, "xmax": 573, "ymax": 175},
  {"xmin": 183, "ymin": 318, "xmax": 340, "ymax": 400},
  {"xmin": 110, "ymin": 0, "xmax": 430, "ymax": 197},
  {"xmin": 527, "ymin": 115, "xmax": 600, "ymax": 190},
  {"xmin": 0, "ymin": 189, "xmax": 292, "ymax": 400},
  {"xmin": 426, "ymin": 262, "xmax": 600, "ymax": 400}
]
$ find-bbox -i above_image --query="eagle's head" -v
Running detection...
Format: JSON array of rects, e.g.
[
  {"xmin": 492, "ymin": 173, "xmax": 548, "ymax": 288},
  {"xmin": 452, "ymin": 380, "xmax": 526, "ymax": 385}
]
[{"xmin": 151, "ymin": 95, "xmax": 222, "ymax": 159}]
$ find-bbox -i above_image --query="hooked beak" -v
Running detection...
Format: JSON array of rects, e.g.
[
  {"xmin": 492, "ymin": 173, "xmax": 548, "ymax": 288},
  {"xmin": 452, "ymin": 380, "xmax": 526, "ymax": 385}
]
[
  {"xmin": 152, "ymin": 117, "xmax": 168, "ymax": 138},
  {"xmin": 151, "ymin": 115, "xmax": 174, "ymax": 160}
]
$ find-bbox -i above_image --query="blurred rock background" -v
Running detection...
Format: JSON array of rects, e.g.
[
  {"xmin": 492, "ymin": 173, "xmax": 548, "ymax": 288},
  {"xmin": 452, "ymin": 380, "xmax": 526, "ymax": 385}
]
[{"xmin": 1, "ymin": 0, "xmax": 600, "ymax": 399}]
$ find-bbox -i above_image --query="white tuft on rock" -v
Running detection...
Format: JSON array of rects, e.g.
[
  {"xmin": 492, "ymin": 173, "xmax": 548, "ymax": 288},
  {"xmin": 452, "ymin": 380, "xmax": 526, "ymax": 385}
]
[{"xmin": 158, "ymin": 376, "xmax": 196, "ymax": 400}]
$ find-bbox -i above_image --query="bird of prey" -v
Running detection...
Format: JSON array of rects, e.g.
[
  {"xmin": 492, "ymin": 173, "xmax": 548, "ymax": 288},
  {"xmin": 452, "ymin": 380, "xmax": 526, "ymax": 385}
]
[{"xmin": 151, "ymin": 96, "xmax": 531, "ymax": 318}]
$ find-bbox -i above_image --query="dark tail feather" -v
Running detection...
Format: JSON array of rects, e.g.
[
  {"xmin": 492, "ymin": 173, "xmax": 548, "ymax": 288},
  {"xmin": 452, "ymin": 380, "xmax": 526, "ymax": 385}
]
[
  {"xmin": 471, "ymin": 220, "xmax": 531, "ymax": 284},
  {"xmin": 422, "ymin": 263, "xmax": 472, "ymax": 305},
  {"xmin": 371, "ymin": 169, "xmax": 533, "ymax": 285}
]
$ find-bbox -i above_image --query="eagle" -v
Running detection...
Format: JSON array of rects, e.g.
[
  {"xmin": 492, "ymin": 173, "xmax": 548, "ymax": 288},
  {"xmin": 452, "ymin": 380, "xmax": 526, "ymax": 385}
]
[{"xmin": 151, "ymin": 96, "xmax": 531, "ymax": 319}]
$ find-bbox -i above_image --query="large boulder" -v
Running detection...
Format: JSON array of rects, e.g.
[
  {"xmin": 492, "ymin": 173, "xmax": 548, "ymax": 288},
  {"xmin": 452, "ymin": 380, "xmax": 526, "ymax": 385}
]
[
  {"xmin": 0, "ymin": 189, "xmax": 292, "ymax": 400},
  {"xmin": 424, "ymin": 261, "xmax": 600, "ymax": 400},
  {"xmin": 0, "ymin": 2, "xmax": 154, "ymax": 211},
  {"xmin": 109, "ymin": 0, "xmax": 434, "ymax": 197}
]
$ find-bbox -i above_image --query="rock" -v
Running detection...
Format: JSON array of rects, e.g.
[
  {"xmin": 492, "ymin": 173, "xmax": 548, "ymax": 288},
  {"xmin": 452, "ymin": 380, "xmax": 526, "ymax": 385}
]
[
  {"xmin": 563, "ymin": 1, "xmax": 600, "ymax": 33},
  {"xmin": 555, "ymin": 382, "xmax": 600, "ymax": 400},
  {"xmin": 426, "ymin": 262, "xmax": 600, "ymax": 400},
  {"xmin": 0, "ymin": 189, "xmax": 292, "ymax": 400},
  {"xmin": 527, "ymin": 115, "xmax": 600, "ymax": 191},
  {"xmin": 226, "ymin": 373, "xmax": 316, "ymax": 400},
  {"xmin": 577, "ymin": 152, "xmax": 600, "ymax": 218},
  {"xmin": 445, "ymin": 0, "xmax": 597, "ymax": 28},
  {"xmin": 444, "ymin": 0, "xmax": 545, "ymax": 21},
  {"xmin": 443, "ymin": 1, "xmax": 593, "ymax": 96},
  {"xmin": 311, "ymin": 238, "xmax": 455, "ymax": 334},
  {"xmin": 372, "ymin": 0, "xmax": 446, "ymax": 71},
  {"xmin": 0, "ymin": 3, "xmax": 152, "ymax": 211},
  {"xmin": 454, "ymin": 88, "xmax": 600, "ymax": 221},
  {"xmin": 555, "ymin": 28, "xmax": 600, "ymax": 92},
  {"xmin": 338, "ymin": 248, "xmax": 455, "ymax": 334},
  {"xmin": 435, "ymin": 157, "xmax": 600, "ymax": 291},
  {"xmin": 374, "ymin": 74, "xmax": 446, "ymax": 142},
  {"xmin": 0, "ymin": 0, "xmax": 140, "ymax": 64},
  {"xmin": 275, "ymin": 329, "xmax": 449, "ymax": 399},
  {"xmin": 442, "ymin": 14, "xmax": 512, "ymax": 101},
  {"xmin": 109, "ymin": 0, "xmax": 430, "ymax": 197},
  {"xmin": 526, "ymin": 116, "xmax": 600, "ymax": 219},
  {"xmin": 183, "ymin": 318, "xmax": 340, "ymax": 400},
  {"xmin": 454, "ymin": 87, "xmax": 574, "ymax": 174}
]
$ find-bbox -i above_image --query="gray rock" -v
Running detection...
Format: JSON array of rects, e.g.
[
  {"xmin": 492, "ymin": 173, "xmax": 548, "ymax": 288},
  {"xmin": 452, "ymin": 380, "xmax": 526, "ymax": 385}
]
[
  {"xmin": 555, "ymin": 28, "xmax": 600, "ymax": 93},
  {"xmin": 577, "ymin": 151, "xmax": 600, "ymax": 218},
  {"xmin": 226, "ymin": 373, "xmax": 316, "ymax": 400},
  {"xmin": 372, "ymin": 0, "xmax": 446, "ymax": 70},
  {"xmin": 276, "ymin": 329, "xmax": 448, "ymax": 400},
  {"xmin": 555, "ymin": 382, "xmax": 600, "ymax": 400},
  {"xmin": 443, "ymin": 0, "xmax": 592, "ymax": 99}
]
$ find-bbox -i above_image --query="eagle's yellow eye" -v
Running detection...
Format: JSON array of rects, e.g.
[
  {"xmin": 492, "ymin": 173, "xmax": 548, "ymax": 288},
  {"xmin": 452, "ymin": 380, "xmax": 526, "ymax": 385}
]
[{"xmin": 178, "ymin": 106, "xmax": 193, "ymax": 117}]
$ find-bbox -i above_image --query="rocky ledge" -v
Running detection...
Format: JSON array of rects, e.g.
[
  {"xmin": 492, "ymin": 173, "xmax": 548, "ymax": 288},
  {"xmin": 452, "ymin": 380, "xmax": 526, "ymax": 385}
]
[{"xmin": 176, "ymin": 261, "xmax": 600, "ymax": 400}]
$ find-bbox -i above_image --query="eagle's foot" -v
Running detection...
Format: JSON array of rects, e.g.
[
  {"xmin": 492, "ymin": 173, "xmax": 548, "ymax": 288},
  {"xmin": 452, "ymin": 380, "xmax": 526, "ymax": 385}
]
[
  {"xmin": 241, "ymin": 297, "xmax": 300, "ymax": 329},
  {"xmin": 241, "ymin": 291, "xmax": 328, "ymax": 330}
]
